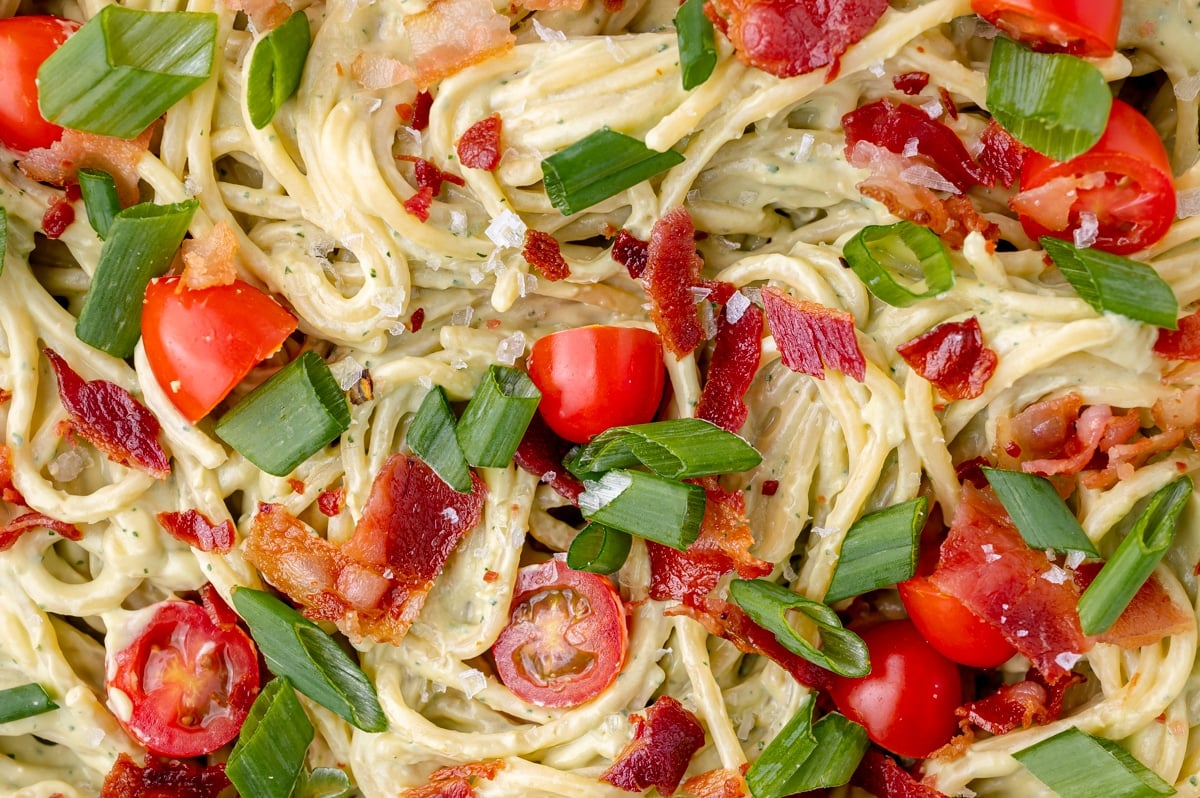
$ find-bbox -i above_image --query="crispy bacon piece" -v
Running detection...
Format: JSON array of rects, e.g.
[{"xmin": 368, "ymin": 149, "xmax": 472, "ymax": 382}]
[
  {"xmin": 760, "ymin": 286, "xmax": 865, "ymax": 381},
  {"xmin": 680, "ymin": 768, "xmax": 747, "ymax": 798},
  {"xmin": 644, "ymin": 208, "xmax": 705, "ymax": 358},
  {"xmin": 318, "ymin": 487, "xmax": 345, "ymax": 517},
  {"xmin": 601, "ymin": 696, "xmax": 705, "ymax": 797},
  {"xmin": 404, "ymin": 0, "xmax": 515, "ymax": 90},
  {"xmin": 977, "ymin": 120, "xmax": 1027, "ymax": 189},
  {"xmin": 405, "ymin": 187, "xmax": 435, "ymax": 221},
  {"xmin": 156, "ymin": 509, "xmax": 235, "ymax": 554},
  {"xmin": 181, "ymin": 222, "xmax": 239, "ymax": 290},
  {"xmin": 397, "ymin": 91, "xmax": 435, "ymax": 131},
  {"xmin": 45, "ymin": 349, "xmax": 170, "ymax": 479},
  {"xmin": 101, "ymin": 753, "xmax": 230, "ymax": 798},
  {"xmin": 513, "ymin": 414, "xmax": 585, "ymax": 505},
  {"xmin": 20, "ymin": 127, "xmax": 153, "ymax": 208},
  {"xmin": 893, "ymin": 71, "xmax": 930, "ymax": 95},
  {"xmin": 1155, "ymin": 310, "xmax": 1200, "ymax": 360},
  {"xmin": 1075, "ymin": 562, "xmax": 1193, "ymax": 649},
  {"xmin": 612, "ymin": 229, "xmax": 649, "ymax": 279},
  {"xmin": 851, "ymin": 749, "xmax": 948, "ymax": 798},
  {"xmin": 523, "ymin": 229, "xmax": 571, "ymax": 281},
  {"xmin": 352, "ymin": 51, "xmax": 416, "ymax": 90},
  {"xmin": 223, "ymin": 0, "xmax": 291, "ymax": 31},
  {"xmin": 457, "ymin": 114, "xmax": 503, "ymax": 171},
  {"xmin": 696, "ymin": 298, "xmax": 762, "ymax": 433},
  {"xmin": 43, "ymin": 194, "xmax": 75, "ymax": 239},
  {"xmin": 957, "ymin": 679, "xmax": 1052, "ymax": 735},
  {"xmin": 896, "ymin": 317, "xmax": 997, "ymax": 401},
  {"xmin": 400, "ymin": 761, "xmax": 504, "ymax": 798},
  {"xmin": 398, "ymin": 156, "xmax": 467, "ymax": 196},
  {"xmin": 0, "ymin": 512, "xmax": 81, "ymax": 550},
  {"xmin": 0, "ymin": 446, "xmax": 24, "ymax": 505}
]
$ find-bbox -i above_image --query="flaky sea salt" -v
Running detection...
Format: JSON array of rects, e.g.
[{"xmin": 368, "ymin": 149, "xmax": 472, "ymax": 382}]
[
  {"xmin": 459, "ymin": 669, "xmax": 487, "ymax": 698},
  {"xmin": 1073, "ymin": 211, "xmax": 1099, "ymax": 248},
  {"xmin": 725, "ymin": 290, "xmax": 751, "ymax": 324},
  {"xmin": 1065, "ymin": 549, "xmax": 1087, "ymax": 569},
  {"xmin": 901, "ymin": 165, "xmax": 960, "ymax": 194},
  {"xmin": 532, "ymin": 17, "xmax": 566, "ymax": 42},
  {"xmin": 795, "ymin": 133, "xmax": 815, "ymax": 161},
  {"xmin": 330, "ymin": 357, "xmax": 365, "ymax": 390},
  {"xmin": 485, "ymin": 210, "xmax": 526, "ymax": 249},
  {"xmin": 49, "ymin": 448, "xmax": 93, "ymax": 482},
  {"xmin": 1055, "ymin": 651, "xmax": 1082, "ymax": 670},
  {"xmin": 921, "ymin": 98, "xmax": 944, "ymax": 119},
  {"xmin": 442, "ymin": 508, "xmax": 460, "ymax": 524},
  {"xmin": 1177, "ymin": 187, "xmax": 1200, "ymax": 219},
  {"xmin": 903, "ymin": 137, "xmax": 920, "ymax": 157},
  {"xmin": 1041, "ymin": 565, "xmax": 1070, "ymax": 585},
  {"xmin": 497, "ymin": 331, "xmax": 526, "ymax": 365},
  {"xmin": 451, "ymin": 307, "xmax": 474, "ymax": 326},
  {"xmin": 1176, "ymin": 73, "xmax": 1200, "ymax": 102}
]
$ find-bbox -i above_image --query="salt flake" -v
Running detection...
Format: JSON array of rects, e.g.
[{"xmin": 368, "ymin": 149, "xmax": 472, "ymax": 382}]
[
  {"xmin": 459, "ymin": 669, "xmax": 487, "ymax": 698},
  {"xmin": 497, "ymin": 331, "xmax": 527, "ymax": 365},
  {"xmin": 485, "ymin": 210, "xmax": 526, "ymax": 249},
  {"xmin": 330, "ymin": 357, "xmax": 365, "ymax": 391}
]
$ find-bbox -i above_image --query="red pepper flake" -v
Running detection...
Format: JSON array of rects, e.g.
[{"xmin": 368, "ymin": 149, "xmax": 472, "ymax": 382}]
[
  {"xmin": 612, "ymin": 228, "xmax": 649, "ymax": 278},
  {"xmin": 761, "ymin": 480, "xmax": 779, "ymax": 496},
  {"xmin": 42, "ymin": 196, "xmax": 75, "ymax": 239},
  {"xmin": 760, "ymin": 287, "xmax": 865, "ymax": 381},
  {"xmin": 483, "ymin": 569, "xmax": 499, "ymax": 583},
  {"xmin": 317, "ymin": 487, "xmax": 345, "ymax": 517},
  {"xmin": 485, "ymin": 319, "xmax": 501, "ymax": 330},
  {"xmin": 600, "ymin": 696, "xmax": 705, "ymax": 797},
  {"xmin": 409, "ymin": 307, "xmax": 426, "ymax": 332},
  {"xmin": 456, "ymin": 113, "xmax": 503, "ymax": 171},
  {"xmin": 288, "ymin": 478, "xmax": 306, "ymax": 494},
  {"xmin": 643, "ymin": 208, "xmax": 704, "ymax": 359},
  {"xmin": 404, "ymin": 186, "xmax": 435, "ymax": 222},
  {"xmin": 522, "ymin": 229, "xmax": 570, "ymax": 281},
  {"xmin": 696, "ymin": 299, "xmax": 762, "ymax": 433},
  {"xmin": 156, "ymin": 509, "xmax": 236, "ymax": 554},
  {"xmin": 896, "ymin": 317, "xmax": 997, "ymax": 401},
  {"xmin": 892, "ymin": 71, "xmax": 930, "ymax": 94}
]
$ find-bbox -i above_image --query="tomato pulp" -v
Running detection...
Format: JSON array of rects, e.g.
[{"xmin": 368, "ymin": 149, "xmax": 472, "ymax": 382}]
[{"xmin": 0, "ymin": 16, "xmax": 79, "ymax": 153}]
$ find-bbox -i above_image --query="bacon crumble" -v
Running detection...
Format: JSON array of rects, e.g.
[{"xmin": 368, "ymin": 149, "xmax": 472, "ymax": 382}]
[
  {"xmin": 760, "ymin": 286, "xmax": 865, "ymax": 381},
  {"xmin": 456, "ymin": 114, "xmax": 503, "ymax": 171},
  {"xmin": 600, "ymin": 696, "xmax": 705, "ymax": 797},
  {"xmin": 156, "ymin": 510, "xmax": 236, "ymax": 554},
  {"xmin": 522, "ymin": 229, "xmax": 571, "ymax": 281},
  {"xmin": 896, "ymin": 316, "xmax": 998, "ymax": 400}
]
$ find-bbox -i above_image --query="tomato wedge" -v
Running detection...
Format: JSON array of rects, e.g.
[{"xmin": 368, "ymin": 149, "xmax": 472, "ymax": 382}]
[
  {"xmin": 142, "ymin": 276, "xmax": 297, "ymax": 422},
  {"xmin": 0, "ymin": 16, "xmax": 79, "ymax": 153},
  {"xmin": 898, "ymin": 576, "xmax": 1017, "ymax": 668},
  {"xmin": 971, "ymin": 0, "xmax": 1121, "ymax": 57},
  {"xmin": 527, "ymin": 325, "xmax": 665, "ymax": 444},
  {"xmin": 106, "ymin": 588, "xmax": 259, "ymax": 758},
  {"xmin": 492, "ymin": 556, "xmax": 628, "ymax": 707},
  {"xmin": 1011, "ymin": 99, "xmax": 1176, "ymax": 255}
]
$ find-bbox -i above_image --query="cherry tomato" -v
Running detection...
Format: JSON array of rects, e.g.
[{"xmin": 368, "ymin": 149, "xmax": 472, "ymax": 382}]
[
  {"xmin": 527, "ymin": 326, "xmax": 665, "ymax": 444},
  {"xmin": 106, "ymin": 590, "xmax": 260, "ymax": 758},
  {"xmin": 492, "ymin": 556, "xmax": 628, "ymax": 707},
  {"xmin": 828, "ymin": 620, "xmax": 962, "ymax": 758},
  {"xmin": 971, "ymin": 0, "xmax": 1120, "ymax": 57},
  {"xmin": 0, "ymin": 16, "xmax": 79, "ymax": 153},
  {"xmin": 142, "ymin": 276, "xmax": 297, "ymax": 422},
  {"xmin": 1011, "ymin": 100, "xmax": 1176, "ymax": 255},
  {"xmin": 898, "ymin": 576, "xmax": 1016, "ymax": 668}
]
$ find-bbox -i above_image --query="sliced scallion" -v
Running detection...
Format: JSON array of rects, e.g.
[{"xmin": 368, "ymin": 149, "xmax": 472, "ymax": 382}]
[
  {"xmin": 455, "ymin": 365, "xmax": 541, "ymax": 468},
  {"xmin": 227, "ymin": 677, "xmax": 313, "ymax": 798},
  {"xmin": 729, "ymin": 578, "xmax": 870, "ymax": 678},
  {"xmin": 1079, "ymin": 476, "xmax": 1192, "ymax": 636},
  {"xmin": 578, "ymin": 469, "xmax": 706, "ymax": 551},
  {"xmin": 675, "ymin": 0, "xmax": 717, "ymax": 91},
  {"xmin": 246, "ymin": 10, "xmax": 310, "ymax": 129},
  {"xmin": 983, "ymin": 467, "xmax": 1099, "ymax": 556},
  {"xmin": 541, "ymin": 128, "xmax": 685, "ymax": 216},
  {"xmin": 566, "ymin": 523, "xmax": 632, "ymax": 574},
  {"xmin": 1013, "ymin": 727, "xmax": 1174, "ymax": 798},
  {"xmin": 568, "ymin": 418, "xmax": 762, "ymax": 479},
  {"xmin": 77, "ymin": 169, "xmax": 120, "ymax": 239},
  {"xmin": 38, "ymin": 6, "xmax": 217, "ymax": 139},
  {"xmin": 842, "ymin": 222, "xmax": 954, "ymax": 307},
  {"xmin": 745, "ymin": 695, "xmax": 868, "ymax": 798},
  {"xmin": 0, "ymin": 683, "xmax": 57, "ymax": 724},
  {"xmin": 407, "ymin": 385, "xmax": 472, "ymax": 493},
  {"xmin": 1042, "ymin": 237, "xmax": 1179, "ymax": 329},
  {"xmin": 824, "ymin": 497, "xmax": 926, "ymax": 604}
]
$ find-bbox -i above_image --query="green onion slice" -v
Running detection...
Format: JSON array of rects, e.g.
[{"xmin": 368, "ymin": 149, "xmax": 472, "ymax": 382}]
[
  {"xmin": 231, "ymin": 587, "xmax": 387, "ymax": 732},
  {"xmin": 842, "ymin": 221, "xmax": 954, "ymax": 307},
  {"xmin": 579, "ymin": 469, "xmax": 706, "ymax": 551},
  {"xmin": 0, "ymin": 683, "xmax": 57, "ymax": 724},
  {"xmin": 246, "ymin": 10, "xmax": 310, "ymax": 129},
  {"xmin": 227, "ymin": 677, "xmax": 313, "ymax": 798},
  {"xmin": 407, "ymin": 386, "xmax": 472, "ymax": 493},
  {"xmin": 675, "ymin": 0, "xmax": 717, "ymax": 91},
  {"xmin": 1013, "ymin": 727, "xmax": 1174, "ymax": 798},
  {"xmin": 1041, "ymin": 237, "xmax": 1179, "ymax": 329},
  {"xmin": 824, "ymin": 497, "xmax": 926, "ymax": 604},
  {"xmin": 541, "ymin": 128, "xmax": 685, "ymax": 216},
  {"xmin": 295, "ymin": 767, "xmax": 353, "ymax": 798},
  {"xmin": 983, "ymin": 467, "xmax": 1099, "ymax": 557},
  {"xmin": 38, "ymin": 6, "xmax": 217, "ymax": 139},
  {"xmin": 746, "ymin": 695, "xmax": 868, "ymax": 798},
  {"xmin": 566, "ymin": 523, "xmax": 632, "ymax": 574},
  {"xmin": 75, "ymin": 199, "xmax": 197, "ymax": 358},
  {"xmin": 77, "ymin": 169, "xmax": 121, "ymax": 240},
  {"xmin": 729, "ymin": 579, "xmax": 870, "ymax": 678},
  {"xmin": 215, "ymin": 351, "xmax": 351, "ymax": 477},
  {"xmin": 986, "ymin": 36, "xmax": 1111, "ymax": 162},
  {"xmin": 1079, "ymin": 476, "xmax": 1192, "ymax": 636},
  {"xmin": 568, "ymin": 418, "xmax": 762, "ymax": 479},
  {"xmin": 454, "ymin": 365, "xmax": 541, "ymax": 468}
]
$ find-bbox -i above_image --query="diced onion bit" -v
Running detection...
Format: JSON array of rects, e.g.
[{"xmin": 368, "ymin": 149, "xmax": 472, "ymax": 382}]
[
  {"xmin": 1041, "ymin": 237, "xmax": 1179, "ymax": 330},
  {"xmin": 566, "ymin": 523, "xmax": 633, "ymax": 574},
  {"xmin": 983, "ymin": 468, "xmax": 1099, "ymax": 556},
  {"xmin": 745, "ymin": 695, "xmax": 868, "ymax": 798},
  {"xmin": 77, "ymin": 168, "xmax": 121, "ymax": 239},
  {"xmin": 841, "ymin": 221, "xmax": 954, "ymax": 307},
  {"xmin": 246, "ymin": 10, "xmax": 311, "ymax": 129},
  {"xmin": 541, "ymin": 128, "xmax": 685, "ymax": 215},
  {"xmin": 568, "ymin": 418, "xmax": 762, "ymax": 479},
  {"xmin": 226, "ymin": 677, "xmax": 313, "ymax": 798},
  {"xmin": 454, "ymin": 365, "xmax": 541, "ymax": 468},
  {"xmin": 0, "ymin": 684, "xmax": 57, "ymax": 724},
  {"xmin": 407, "ymin": 386, "xmax": 473, "ymax": 493},
  {"xmin": 579, "ymin": 469, "xmax": 707, "ymax": 550},
  {"xmin": 1013, "ymin": 727, "xmax": 1174, "ymax": 798},
  {"xmin": 824, "ymin": 497, "xmax": 925, "ymax": 603},
  {"xmin": 675, "ymin": 0, "xmax": 717, "ymax": 91}
]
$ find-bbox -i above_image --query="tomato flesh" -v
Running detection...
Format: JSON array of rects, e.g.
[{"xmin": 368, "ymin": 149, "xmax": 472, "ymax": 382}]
[
  {"xmin": 527, "ymin": 326, "xmax": 665, "ymax": 444},
  {"xmin": 0, "ymin": 16, "xmax": 78, "ymax": 153},
  {"xmin": 898, "ymin": 576, "xmax": 1016, "ymax": 668},
  {"xmin": 142, "ymin": 276, "xmax": 297, "ymax": 422},
  {"xmin": 492, "ymin": 557, "xmax": 628, "ymax": 707},
  {"xmin": 971, "ymin": 0, "xmax": 1120, "ymax": 56},
  {"xmin": 828, "ymin": 619, "xmax": 962, "ymax": 758}
]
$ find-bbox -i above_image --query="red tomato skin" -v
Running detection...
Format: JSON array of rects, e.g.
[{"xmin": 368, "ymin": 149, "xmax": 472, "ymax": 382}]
[
  {"xmin": 107, "ymin": 599, "xmax": 260, "ymax": 758},
  {"xmin": 898, "ymin": 576, "xmax": 1016, "ymax": 668},
  {"xmin": 828, "ymin": 620, "xmax": 962, "ymax": 759},
  {"xmin": 971, "ymin": 0, "xmax": 1120, "ymax": 56},
  {"xmin": 527, "ymin": 326, "xmax": 665, "ymax": 444},
  {"xmin": 0, "ymin": 16, "xmax": 78, "ymax": 153},
  {"xmin": 1015, "ymin": 100, "xmax": 1176, "ymax": 255},
  {"xmin": 492, "ymin": 556, "xmax": 628, "ymax": 707},
  {"xmin": 142, "ymin": 276, "xmax": 297, "ymax": 422}
]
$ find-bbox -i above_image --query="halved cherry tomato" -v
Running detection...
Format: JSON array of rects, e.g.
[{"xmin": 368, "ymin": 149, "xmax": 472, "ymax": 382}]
[
  {"xmin": 971, "ymin": 0, "xmax": 1121, "ymax": 57},
  {"xmin": 106, "ymin": 588, "xmax": 259, "ymax": 758},
  {"xmin": 492, "ymin": 556, "xmax": 628, "ymax": 707},
  {"xmin": 828, "ymin": 619, "xmax": 962, "ymax": 758},
  {"xmin": 527, "ymin": 326, "xmax": 665, "ymax": 443},
  {"xmin": 1011, "ymin": 99, "xmax": 1176, "ymax": 255},
  {"xmin": 898, "ymin": 576, "xmax": 1016, "ymax": 668},
  {"xmin": 0, "ymin": 16, "xmax": 79, "ymax": 153},
  {"xmin": 142, "ymin": 276, "xmax": 297, "ymax": 422}
]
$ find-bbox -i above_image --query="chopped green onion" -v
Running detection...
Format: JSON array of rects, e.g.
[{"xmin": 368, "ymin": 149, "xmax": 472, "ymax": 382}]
[
  {"xmin": 227, "ymin": 677, "xmax": 313, "ymax": 798},
  {"xmin": 295, "ymin": 767, "xmax": 353, "ymax": 798},
  {"xmin": 986, "ymin": 36, "xmax": 1111, "ymax": 162},
  {"xmin": 568, "ymin": 418, "xmax": 762, "ymax": 479},
  {"xmin": 1042, "ymin": 237, "xmax": 1179, "ymax": 329},
  {"xmin": 566, "ymin": 523, "xmax": 632, "ymax": 574},
  {"xmin": 729, "ymin": 579, "xmax": 870, "ymax": 678},
  {"xmin": 454, "ymin": 365, "xmax": 541, "ymax": 468},
  {"xmin": 75, "ymin": 199, "xmax": 197, "ymax": 358},
  {"xmin": 246, "ymin": 10, "xmax": 310, "ymax": 129},
  {"xmin": 983, "ymin": 467, "xmax": 1099, "ymax": 556},
  {"xmin": 0, "ymin": 683, "xmax": 57, "ymax": 724},
  {"xmin": 38, "ymin": 6, "xmax": 217, "ymax": 139},
  {"xmin": 824, "ymin": 497, "xmax": 926, "ymax": 604},
  {"xmin": 1013, "ymin": 727, "xmax": 1174, "ymax": 798},
  {"xmin": 675, "ymin": 0, "xmax": 717, "ymax": 91},
  {"xmin": 579, "ymin": 469, "xmax": 706, "ymax": 551},
  {"xmin": 1079, "ymin": 476, "xmax": 1192, "ymax": 636},
  {"xmin": 407, "ymin": 386, "xmax": 472, "ymax": 493},
  {"xmin": 77, "ymin": 169, "xmax": 120, "ymax": 239},
  {"xmin": 842, "ymin": 221, "xmax": 955, "ymax": 307},
  {"xmin": 231, "ymin": 587, "xmax": 387, "ymax": 732},
  {"xmin": 215, "ymin": 352, "xmax": 351, "ymax": 477},
  {"xmin": 541, "ymin": 128, "xmax": 685, "ymax": 216},
  {"xmin": 745, "ymin": 695, "xmax": 868, "ymax": 798}
]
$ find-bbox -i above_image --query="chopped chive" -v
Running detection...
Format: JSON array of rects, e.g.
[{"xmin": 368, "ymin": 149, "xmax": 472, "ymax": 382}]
[
  {"xmin": 246, "ymin": 10, "xmax": 310, "ymax": 129},
  {"xmin": 455, "ymin": 365, "xmax": 541, "ymax": 468},
  {"xmin": 215, "ymin": 352, "xmax": 351, "ymax": 477},
  {"xmin": 38, "ymin": 6, "xmax": 217, "ymax": 139},
  {"xmin": 745, "ymin": 695, "xmax": 868, "ymax": 798},
  {"xmin": 568, "ymin": 418, "xmax": 762, "ymax": 479},
  {"xmin": 1041, "ymin": 237, "xmax": 1179, "ymax": 329},
  {"xmin": 75, "ymin": 199, "xmax": 197, "ymax": 358},
  {"xmin": 824, "ymin": 497, "xmax": 925, "ymax": 604},
  {"xmin": 675, "ymin": 0, "xmax": 717, "ymax": 91},
  {"xmin": 541, "ymin": 128, "xmax": 685, "ymax": 215},
  {"xmin": 578, "ymin": 469, "xmax": 706, "ymax": 551},
  {"xmin": 983, "ymin": 468, "xmax": 1099, "ymax": 556},
  {"xmin": 1013, "ymin": 727, "xmax": 1174, "ymax": 798},
  {"xmin": 227, "ymin": 677, "xmax": 313, "ymax": 798},
  {"xmin": 986, "ymin": 36, "xmax": 1112, "ymax": 161},
  {"xmin": 729, "ymin": 579, "xmax": 870, "ymax": 678},
  {"xmin": 1079, "ymin": 476, "xmax": 1192, "ymax": 636},
  {"xmin": 566, "ymin": 523, "xmax": 632, "ymax": 574},
  {"xmin": 407, "ymin": 386, "xmax": 472, "ymax": 492},
  {"xmin": 842, "ymin": 221, "xmax": 954, "ymax": 307},
  {"xmin": 77, "ymin": 169, "xmax": 121, "ymax": 239},
  {"xmin": 0, "ymin": 684, "xmax": 57, "ymax": 724}
]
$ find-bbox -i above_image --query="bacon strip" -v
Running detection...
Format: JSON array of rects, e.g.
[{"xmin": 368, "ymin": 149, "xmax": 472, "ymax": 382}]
[
  {"xmin": 156, "ymin": 509, "xmax": 236, "ymax": 554},
  {"xmin": 0, "ymin": 512, "xmax": 81, "ymax": 550},
  {"xmin": 352, "ymin": 51, "xmax": 416, "ymax": 90},
  {"xmin": 896, "ymin": 317, "xmax": 997, "ymax": 401},
  {"xmin": 101, "ymin": 753, "xmax": 230, "ymax": 798},
  {"xmin": 20, "ymin": 127, "xmax": 154, "ymax": 208},
  {"xmin": 851, "ymin": 749, "xmax": 949, "ymax": 798},
  {"xmin": 696, "ymin": 298, "xmax": 763, "ymax": 433},
  {"xmin": 761, "ymin": 286, "xmax": 865, "ymax": 381},
  {"xmin": 644, "ymin": 208, "xmax": 705, "ymax": 358},
  {"xmin": 404, "ymin": 0, "xmax": 515, "ymax": 90},
  {"xmin": 400, "ymin": 761, "xmax": 504, "ymax": 798},
  {"xmin": 601, "ymin": 696, "xmax": 705, "ymax": 797}
]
